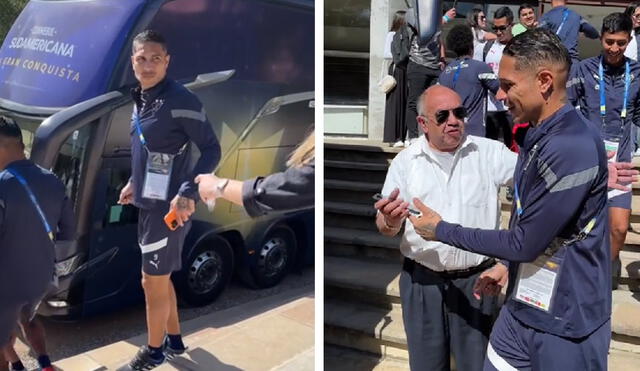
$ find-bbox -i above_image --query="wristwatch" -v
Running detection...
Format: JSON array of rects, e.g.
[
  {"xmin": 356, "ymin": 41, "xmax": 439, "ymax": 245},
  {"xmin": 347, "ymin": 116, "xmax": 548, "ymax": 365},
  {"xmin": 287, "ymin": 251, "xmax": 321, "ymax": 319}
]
[{"xmin": 216, "ymin": 178, "xmax": 229, "ymax": 196}]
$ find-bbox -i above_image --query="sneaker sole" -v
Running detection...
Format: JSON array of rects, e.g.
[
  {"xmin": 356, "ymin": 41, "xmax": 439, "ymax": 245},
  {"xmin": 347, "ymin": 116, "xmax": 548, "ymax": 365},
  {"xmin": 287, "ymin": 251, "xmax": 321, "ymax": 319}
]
[{"xmin": 165, "ymin": 346, "xmax": 188, "ymax": 360}]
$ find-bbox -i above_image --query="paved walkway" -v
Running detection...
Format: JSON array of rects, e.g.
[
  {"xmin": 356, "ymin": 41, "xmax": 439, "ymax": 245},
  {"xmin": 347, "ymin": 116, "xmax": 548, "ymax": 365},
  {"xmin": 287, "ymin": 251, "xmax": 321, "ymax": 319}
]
[{"xmin": 52, "ymin": 287, "xmax": 314, "ymax": 370}]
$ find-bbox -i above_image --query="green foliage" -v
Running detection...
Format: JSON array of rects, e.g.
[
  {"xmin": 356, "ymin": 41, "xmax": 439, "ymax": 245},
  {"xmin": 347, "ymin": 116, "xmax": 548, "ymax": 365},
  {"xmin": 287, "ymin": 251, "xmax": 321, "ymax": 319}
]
[{"xmin": 0, "ymin": 0, "xmax": 30, "ymax": 43}]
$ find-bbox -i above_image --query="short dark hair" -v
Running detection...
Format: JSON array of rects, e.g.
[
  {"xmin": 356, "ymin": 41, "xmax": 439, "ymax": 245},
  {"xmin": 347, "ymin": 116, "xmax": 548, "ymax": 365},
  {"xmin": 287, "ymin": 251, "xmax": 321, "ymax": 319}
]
[
  {"xmin": 446, "ymin": 25, "xmax": 474, "ymax": 57},
  {"xmin": 132, "ymin": 30, "xmax": 167, "ymax": 54},
  {"xmin": 601, "ymin": 12, "xmax": 632, "ymax": 36},
  {"xmin": 0, "ymin": 116, "xmax": 22, "ymax": 142},
  {"xmin": 503, "ymin": 28, "xmax": 570, "ymax": 74},
  {"xmin": 624, "ymin": 2, "xmax": 640, "ymax": 17},
  {"xmin": 494, "ymin": 6, "xmax": 514, "ymax": 24},
  {"xmin": 518, "ymin": 4, "xmax": 535, "ymax": 18}
]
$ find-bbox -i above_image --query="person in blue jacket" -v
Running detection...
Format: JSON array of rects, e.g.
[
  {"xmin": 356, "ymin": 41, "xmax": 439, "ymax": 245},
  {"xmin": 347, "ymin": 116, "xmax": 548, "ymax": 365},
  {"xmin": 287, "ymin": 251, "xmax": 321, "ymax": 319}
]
[
  {"xmin": 118, "ymin": 30, "xmax": 221, "ymax": 370},
  {"xmin": 439, "ymin": 24, "xmax": 499, "ymax": 137},
  {"xmin": 567, "ymin": 12, "xmax": 640, "ymax": 289},
  {"xmin": 539, "ymin": 0, "xmax": 599, "ymax": 64},
  {"xmin": 0, "ymin": 116, "xmax": 75, "ymax": 371},
  {"xmin": 408, "ymin": 28, "xmax": 611, "ymax": 370}
]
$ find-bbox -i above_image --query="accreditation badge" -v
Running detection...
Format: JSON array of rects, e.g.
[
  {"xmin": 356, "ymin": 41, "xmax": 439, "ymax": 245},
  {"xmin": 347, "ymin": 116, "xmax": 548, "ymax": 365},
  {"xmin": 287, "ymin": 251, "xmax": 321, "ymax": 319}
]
[
  {"xmin": 142, "ymin": 150, "xmax": 175, "ymax": 201},
  {"xmin": 514, "ymin": 244, "xmax": 563, "ymax": 313}
]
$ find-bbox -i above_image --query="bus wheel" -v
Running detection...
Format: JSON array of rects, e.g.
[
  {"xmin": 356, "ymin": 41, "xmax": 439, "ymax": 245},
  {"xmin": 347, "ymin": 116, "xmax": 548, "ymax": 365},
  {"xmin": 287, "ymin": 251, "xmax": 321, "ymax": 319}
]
[
  {"xmin": 250, "ymin": 224, "xmax": 297, "ymax": 288},
  {"xmin": 175, "ymin": 236, "xmax": 233, "ymax": 307}
]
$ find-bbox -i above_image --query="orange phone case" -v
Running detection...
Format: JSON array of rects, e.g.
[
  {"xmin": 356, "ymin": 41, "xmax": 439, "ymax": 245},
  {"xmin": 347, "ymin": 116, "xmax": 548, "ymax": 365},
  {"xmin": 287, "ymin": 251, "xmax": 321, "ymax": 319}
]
[{"xmin": 164, "ymin": 209, "xmax": 179, "ymax": 231}]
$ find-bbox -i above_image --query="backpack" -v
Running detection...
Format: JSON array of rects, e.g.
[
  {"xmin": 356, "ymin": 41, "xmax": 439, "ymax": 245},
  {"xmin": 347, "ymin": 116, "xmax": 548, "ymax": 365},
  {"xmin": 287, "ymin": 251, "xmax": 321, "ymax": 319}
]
[
  {"xmin": 482, "ymin": 39, "xmax": 495, "ymax": 62},
  {"xmin": 391, "ymin": 24, "xmax": 411, "ymax": 66}
]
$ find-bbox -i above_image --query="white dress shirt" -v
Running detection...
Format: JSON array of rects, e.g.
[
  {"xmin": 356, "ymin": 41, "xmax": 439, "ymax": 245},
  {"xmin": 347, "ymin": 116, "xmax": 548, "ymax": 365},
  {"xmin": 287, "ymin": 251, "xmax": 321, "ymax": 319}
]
[{"xmin": 381, "ymin": 135, "xmax": 517, "ymax": 271}]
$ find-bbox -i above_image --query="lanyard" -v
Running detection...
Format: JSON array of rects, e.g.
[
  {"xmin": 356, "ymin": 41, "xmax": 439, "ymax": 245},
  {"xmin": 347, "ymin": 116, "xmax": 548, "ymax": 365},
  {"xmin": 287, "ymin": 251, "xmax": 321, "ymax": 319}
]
[
  {"xmin": 452, "ymin": 60, "xmax": 463, "ymax": 87},
  {"xmin": 514, "ymin": 180, "xmax": 596, "ymax": 242},
  {"xmin": 599, "ymin": 57, "xmax": 630, "ymax": 129},
  {"xmin": 5, "ymin": 168, "xmax": 54, "ymax": 241},
  {"xmin": 133, "ymin": 109, "xmax": 147, "ymax": 147},
  {"xmin": 556, "ymin": 9, "xmax": 569, "ymax": 35}
]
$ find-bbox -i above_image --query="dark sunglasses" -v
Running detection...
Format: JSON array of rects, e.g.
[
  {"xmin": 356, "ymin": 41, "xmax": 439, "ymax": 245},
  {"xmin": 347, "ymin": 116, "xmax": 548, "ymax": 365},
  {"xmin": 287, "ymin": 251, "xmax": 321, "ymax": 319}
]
[
  {"xmin": 479, "ymin": 16, "xmax": 486, "ymax": 21},
  {"xmin": 435, "ymin": 106, "xmax": 467, "ymax": 124},
  {"xmin": 493, "ymin": 25, "xmax": 509, "ymax": 32}
]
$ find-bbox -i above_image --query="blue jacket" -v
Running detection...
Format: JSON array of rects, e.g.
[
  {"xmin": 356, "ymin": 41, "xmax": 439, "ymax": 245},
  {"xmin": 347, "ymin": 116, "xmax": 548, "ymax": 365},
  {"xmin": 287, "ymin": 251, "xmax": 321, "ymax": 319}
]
[
  {"xmin": 436, "ymin": 104, "xmax": 610, "ymax": 338},
  {"xmin": 539, "ymin": 6, "xmax": 599, "ymax": 62},
  {"xmin": 438, "ymin": 57, "xmax": 499, "ymax": 136},
  {"xmin": 0, "ymin": 160, "xmax": 75, "ymax": 298},
  {"xmin": 130, "ymin": 78, "xmax": 221, "ymax": 210},
  {"xmin": 568, "ymin": 56, "xmax": 640, "ymax": 163}
]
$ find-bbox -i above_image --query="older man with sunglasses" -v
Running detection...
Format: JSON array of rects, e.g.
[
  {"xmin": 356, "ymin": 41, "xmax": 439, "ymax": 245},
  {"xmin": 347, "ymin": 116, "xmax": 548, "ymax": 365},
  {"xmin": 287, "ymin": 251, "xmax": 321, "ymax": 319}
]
[
  {"xmin": 374, "ymin": 85, "xmax": 516, "ymax": 371},
  {"xmin": 374, "ymin": 83, "xmax": 639, "ymax": 370}
]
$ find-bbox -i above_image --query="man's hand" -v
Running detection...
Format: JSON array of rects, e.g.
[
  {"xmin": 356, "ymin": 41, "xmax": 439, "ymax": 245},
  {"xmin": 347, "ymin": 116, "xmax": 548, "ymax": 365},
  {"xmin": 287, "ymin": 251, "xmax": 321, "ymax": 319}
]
[
  {"xmin": 170, "ymin": 195, "xmax": 195, "ymax": 227},
  {"xmin": 408, "ymin": 198, "xmax": 442, "ymax": 240},
  {"xmin": 195, "ymin": 173, "xmax": 220, "ymax": 205},
  {"xmin": 118, "ymin": 181, "xmax": 133, "ymax": 205},
  {"xmin": 374, "ymin": 188, "xmax": 410, "ymax": 230},
  {"xmin": 608, "ymin": 156, "xmax": 639, "ymax": 191},
  {"xmin": 473, "ymin": 262, "xmax": 508, "ymax": 300}
]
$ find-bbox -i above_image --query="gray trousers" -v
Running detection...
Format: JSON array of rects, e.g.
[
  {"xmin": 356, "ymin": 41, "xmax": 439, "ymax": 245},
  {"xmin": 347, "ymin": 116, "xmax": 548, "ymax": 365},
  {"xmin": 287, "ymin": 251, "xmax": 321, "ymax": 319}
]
[{"xmin": 400, "ymin": 264, "xmax": 500, "ymax": 371}]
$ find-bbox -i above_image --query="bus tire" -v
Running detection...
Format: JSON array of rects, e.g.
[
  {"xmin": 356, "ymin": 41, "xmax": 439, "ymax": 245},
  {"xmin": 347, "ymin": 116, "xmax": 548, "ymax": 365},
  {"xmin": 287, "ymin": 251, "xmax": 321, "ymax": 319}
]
[
  {"xmin": 250, "ymin": 224, "xmax": 297, "ymax": 288},
  {"xmin": 174, "ymin": 236, "xmax": 234, "ymax": 307}
]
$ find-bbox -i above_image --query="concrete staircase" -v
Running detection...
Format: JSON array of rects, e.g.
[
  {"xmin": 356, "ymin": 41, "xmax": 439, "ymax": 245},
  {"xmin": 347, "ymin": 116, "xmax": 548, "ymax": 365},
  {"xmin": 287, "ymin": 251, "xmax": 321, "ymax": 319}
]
[{"xmin": 324, "ymin": 138, "xmax": 640, "ymax": 370}]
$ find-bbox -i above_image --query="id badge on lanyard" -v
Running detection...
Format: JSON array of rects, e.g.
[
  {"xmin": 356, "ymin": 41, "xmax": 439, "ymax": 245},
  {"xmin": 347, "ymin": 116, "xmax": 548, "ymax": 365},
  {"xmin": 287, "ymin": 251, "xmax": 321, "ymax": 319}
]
[
  {"xmin": 514, "ymin": 246, "xmax": 563, "ymax": 312},
  {"xmin": 134, "ymin": 109, "xmax": 176, "ymax": 201},
  {"xmin": 142, "ymin": 150, "xmax": 175, "ymax": 201}
]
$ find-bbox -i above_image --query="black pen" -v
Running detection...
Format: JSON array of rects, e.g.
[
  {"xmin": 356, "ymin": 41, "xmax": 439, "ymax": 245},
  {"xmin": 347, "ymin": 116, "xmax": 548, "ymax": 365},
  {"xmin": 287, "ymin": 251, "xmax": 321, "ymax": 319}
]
[{"xmin": 372, "ymin": 193, "xmax": 422, "ymax": 217}]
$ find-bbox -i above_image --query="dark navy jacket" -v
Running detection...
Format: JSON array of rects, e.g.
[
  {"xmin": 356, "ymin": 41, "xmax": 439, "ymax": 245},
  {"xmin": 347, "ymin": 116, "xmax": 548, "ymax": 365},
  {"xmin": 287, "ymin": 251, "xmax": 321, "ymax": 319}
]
[
  {"xmin": 0, "ymin": 160, "xmax": 75, "ymax": 298},
  {"xmin": 436, "ymin": 105, "xmax": 610, "ymax": 338},
  {"xmin": 539, "ymin": 6, "xmax": 599, "ymax": 62},
  {"xmin": 568, "ymin": 56, "xmax": 640, "ymax": 164},
  {"xmin": 130, "ymin": 78, "xmax": 221, "ymax": 210},
  {"xmin": 242, "ymin": 162, "xmax": 315, "ymax": 218},
  {"xmin": 438, "ymin": 57, "xmax": 499, "ymax": 136}
]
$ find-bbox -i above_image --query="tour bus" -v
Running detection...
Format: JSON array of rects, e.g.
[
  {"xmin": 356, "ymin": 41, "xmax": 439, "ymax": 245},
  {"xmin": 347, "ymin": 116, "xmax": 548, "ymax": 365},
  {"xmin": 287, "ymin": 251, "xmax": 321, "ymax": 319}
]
[{"xmin": 0, "ymin": 0, "xmax": 314, "ymax": 318}]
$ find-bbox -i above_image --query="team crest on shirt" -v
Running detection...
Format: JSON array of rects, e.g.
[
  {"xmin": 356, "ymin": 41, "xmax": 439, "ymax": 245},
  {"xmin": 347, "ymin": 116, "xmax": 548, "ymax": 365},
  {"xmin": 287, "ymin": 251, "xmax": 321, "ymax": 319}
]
[{"xmin": 148, "ymin": 99, "xmax": 165, "ymax": 116}]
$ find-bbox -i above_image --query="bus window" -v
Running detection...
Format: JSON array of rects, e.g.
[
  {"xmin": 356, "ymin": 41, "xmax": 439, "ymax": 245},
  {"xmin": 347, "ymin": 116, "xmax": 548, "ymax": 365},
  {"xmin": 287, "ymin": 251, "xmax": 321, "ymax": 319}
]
[
  {"xmin": 52, "ymin": 124, "xmax": 93, "ymax": 206},
  {"xmin": 103, "ymin": 166, "xmax": 137, "ymax": 226}
]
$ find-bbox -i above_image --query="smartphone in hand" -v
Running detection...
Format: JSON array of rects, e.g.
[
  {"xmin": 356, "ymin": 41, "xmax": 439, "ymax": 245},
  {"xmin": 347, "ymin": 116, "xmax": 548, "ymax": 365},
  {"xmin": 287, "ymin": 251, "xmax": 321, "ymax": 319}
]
[{"xmin": 164, "ymin": 209, "xmax": 179, "ymax": 231}]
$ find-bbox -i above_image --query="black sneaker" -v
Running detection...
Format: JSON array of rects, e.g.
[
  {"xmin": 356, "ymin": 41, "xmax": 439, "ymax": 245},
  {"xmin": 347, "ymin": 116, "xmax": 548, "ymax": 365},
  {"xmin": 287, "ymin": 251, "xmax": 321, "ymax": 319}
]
[
  {"xmin": 163, "ymin": 336, "xmax": 187, "ymax": 359},
  {"xmin": 126, "ymin": 346, "xmax": 165, "ymax": 370}
]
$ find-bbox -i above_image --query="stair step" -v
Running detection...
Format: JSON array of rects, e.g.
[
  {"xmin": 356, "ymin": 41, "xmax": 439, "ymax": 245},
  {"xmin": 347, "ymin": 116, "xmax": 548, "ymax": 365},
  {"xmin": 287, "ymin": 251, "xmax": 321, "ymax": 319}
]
[
  {"xmin": 324, "ymin": 345, "xmax": 410, "ymax": 371},
  {"xmin": 325, "ymin": 201, "xmax": 377, "ymax": 217},
  {"xmin": 325, "ymin": 299, "xmax": 406, "ymax": 346},
  {"xmin": 326, "ymin": 179, "xmax": 382, "ymax": 192},
  {"xmin": 621, "ymin": 250, "xmax": 640, "ymax": 280},
  {"xmin": 612, "ymin": 290, "xmax": 640, "ymax": 340},
  {"xmin": 325, "ymin": 227, "xmax": 400, "ymax": 249},
  {"xmin": 325, "ymin": 139, "xmax": 403, "ymax": 154},
  {"xmin": 325, "ymin": 256, "xmax": 401, "ymax": 300},
  {"xmin": 325, "ymin": 160, "xmax": 390, "ymax": 171}
]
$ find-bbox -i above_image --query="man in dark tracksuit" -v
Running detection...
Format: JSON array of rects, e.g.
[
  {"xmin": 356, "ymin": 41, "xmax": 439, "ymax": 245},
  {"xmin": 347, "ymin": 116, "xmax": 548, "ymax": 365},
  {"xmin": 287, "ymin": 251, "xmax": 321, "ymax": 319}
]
[
  {"xmin": 539, "ymin": 0, "xmax": 599, "ymax": 65},
  {"xmin": 118, "ymin": 30, "xmax": 220, "ymax": 370},
  {"xmin": 0, "ymin": 117, "xmax": 75, "ymax": 371},
  {"xmin": 568, "ymin": 13, "xmax": 640, "ymax": 289},
  {"xmin": 411, "ymin": 29, "xmax": 611, "ymax": 370},
  {"xmin": 439, "ymin": 25, "xmax": 499, "ymax": 137}
]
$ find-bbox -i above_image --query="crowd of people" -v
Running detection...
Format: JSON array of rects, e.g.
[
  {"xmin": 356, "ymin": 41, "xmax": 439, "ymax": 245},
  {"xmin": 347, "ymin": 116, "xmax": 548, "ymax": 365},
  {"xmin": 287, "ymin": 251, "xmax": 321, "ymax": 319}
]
[{"xmin": 376, "ymin": 1, "xmax": 640, "ymax": 370}]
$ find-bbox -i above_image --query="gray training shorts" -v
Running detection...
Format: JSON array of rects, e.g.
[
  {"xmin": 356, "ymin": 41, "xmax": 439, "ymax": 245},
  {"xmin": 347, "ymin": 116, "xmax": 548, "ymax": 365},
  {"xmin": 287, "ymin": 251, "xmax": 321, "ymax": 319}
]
[{"xmin": 137, "ymin": 206, "xmax": 191, "ymax": 276}]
